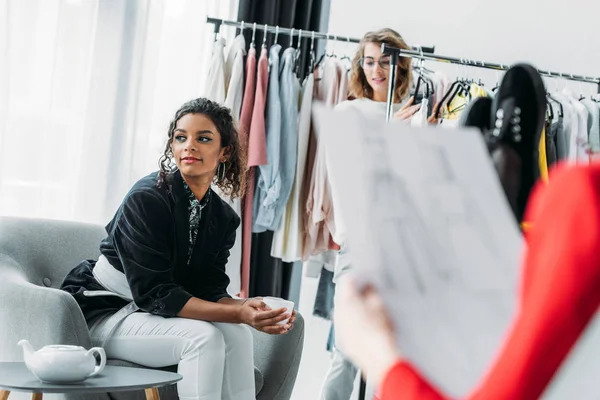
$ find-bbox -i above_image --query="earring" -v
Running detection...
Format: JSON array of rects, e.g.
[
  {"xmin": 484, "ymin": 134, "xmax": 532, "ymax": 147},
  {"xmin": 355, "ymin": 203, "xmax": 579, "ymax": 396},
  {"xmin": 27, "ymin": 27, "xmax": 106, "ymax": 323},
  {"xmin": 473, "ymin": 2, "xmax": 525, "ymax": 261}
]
[{"xmin": 217, "ymin": 162, "xmax": 227, "ymax": 181}]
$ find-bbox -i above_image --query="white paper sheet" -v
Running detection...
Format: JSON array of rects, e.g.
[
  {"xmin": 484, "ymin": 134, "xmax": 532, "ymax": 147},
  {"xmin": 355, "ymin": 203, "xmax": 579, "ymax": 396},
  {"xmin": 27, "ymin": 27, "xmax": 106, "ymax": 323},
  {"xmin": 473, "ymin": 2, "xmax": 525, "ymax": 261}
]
[{"xmin": 313, "ymin": 104, "xmax": 524, "ymax": 397}]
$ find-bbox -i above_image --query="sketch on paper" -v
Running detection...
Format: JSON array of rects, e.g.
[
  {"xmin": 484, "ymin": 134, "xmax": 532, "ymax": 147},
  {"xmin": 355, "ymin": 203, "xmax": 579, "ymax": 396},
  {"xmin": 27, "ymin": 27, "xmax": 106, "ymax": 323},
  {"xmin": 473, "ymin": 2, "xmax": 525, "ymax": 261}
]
[{"xmin": 313, "ymin": 105, "xmax": 523, "ymax": 398}]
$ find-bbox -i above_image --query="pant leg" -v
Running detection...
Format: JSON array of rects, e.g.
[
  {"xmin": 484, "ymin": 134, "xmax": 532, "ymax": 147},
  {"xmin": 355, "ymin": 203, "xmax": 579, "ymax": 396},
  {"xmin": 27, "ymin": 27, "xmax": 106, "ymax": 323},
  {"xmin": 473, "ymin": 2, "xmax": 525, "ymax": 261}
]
[
  {"xmin": 319, "ymin": 272, "xmax": 358, "ymax": 400},
  {"xmin": 319, "ymin": 345, "xmax": 358, "ymax": 400},
  {"xmin": 212, "ymin": 322, "xmax": 256, "ymax": 400},
  {"xmin": 90, "ymin": 312, "xmax": 255, "ymax": 400}
]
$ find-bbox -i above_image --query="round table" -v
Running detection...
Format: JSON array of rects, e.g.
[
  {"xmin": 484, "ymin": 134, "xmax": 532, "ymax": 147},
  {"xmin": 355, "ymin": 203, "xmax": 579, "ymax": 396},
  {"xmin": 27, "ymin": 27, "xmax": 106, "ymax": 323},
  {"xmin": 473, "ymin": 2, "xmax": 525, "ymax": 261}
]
[{"xmin": 0, "ymin": 362, "xmax": 182, "ymax": 400}]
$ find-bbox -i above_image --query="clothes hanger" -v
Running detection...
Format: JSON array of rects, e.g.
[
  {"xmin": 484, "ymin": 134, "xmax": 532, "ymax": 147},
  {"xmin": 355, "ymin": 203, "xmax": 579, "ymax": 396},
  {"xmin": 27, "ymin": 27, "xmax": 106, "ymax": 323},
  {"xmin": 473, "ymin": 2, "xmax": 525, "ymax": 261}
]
[
  {"xmin": 214, "ymin": 22, "xmax": 222, "ymax": 42},
  {"xmin": 411, "ymin": 62, "xmax": 436, "ymax": 96},
  {"xmin": 437, "ymin": 80, "xmax": 462, "ymax": 118},
  {"xmin": 578, "ymin": 80, "xmax": 586, "ymax": 101},
  {"xmin": 437, "ymin": 59, "xmax": 470, "ymax": 116},
  {"xmin": 330, "ymin": 36, "xmax": 338, "ymax": 58},
  {"xmin": 250, "ymin": 22, "xmax": 257, "ymax": 48},
  {"xmin": 314, "ymin": 34, "xmax": 329, "ymax": 69},
  {"xmin": 412, "ymin": 47, "xmax": 432, "ymax": 103},
  {"xmin": 261, "ymin": 23, "xmax": 268, "ymax": 49},
  {"xmin": 491, "ymin": 67, "xmax": 503, "ymax": 92},
  {"xmin": 546, "ymin": 90, "xmax": 564, "ymax": 118},
  {"xmin": 293, "ymin": 29, "xmax": 303, "ymax": 76},
  {"xmin": 339, "ymin": 36, "xmax": 353, "ymax": 71},
  {"xmin": 307, "ymin": 31, "xmax": 316, "ymax": 75}
]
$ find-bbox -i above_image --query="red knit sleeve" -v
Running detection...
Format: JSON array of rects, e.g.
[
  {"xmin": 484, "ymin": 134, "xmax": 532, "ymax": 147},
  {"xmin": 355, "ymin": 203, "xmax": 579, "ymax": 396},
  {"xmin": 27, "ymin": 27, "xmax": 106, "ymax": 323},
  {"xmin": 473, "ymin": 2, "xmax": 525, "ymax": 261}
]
[
  {"xmin": 380, "ymin": 164, "xmax": 600, "ymax": 400},
  {"xmin": 469, "ymin": 164, "xmax": 600, "ymax": 400},
  {"xmin": 379, "ymin": 361, "xmax": 446, "ymax": 400}
]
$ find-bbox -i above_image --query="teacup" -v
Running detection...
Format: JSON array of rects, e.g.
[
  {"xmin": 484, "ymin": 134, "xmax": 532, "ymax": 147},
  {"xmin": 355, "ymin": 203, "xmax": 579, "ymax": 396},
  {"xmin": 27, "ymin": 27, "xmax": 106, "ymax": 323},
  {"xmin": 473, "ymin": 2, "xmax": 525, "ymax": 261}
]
[{"xmin": 262, "ymin": 297, "xmax": 295, "ymax": 325}]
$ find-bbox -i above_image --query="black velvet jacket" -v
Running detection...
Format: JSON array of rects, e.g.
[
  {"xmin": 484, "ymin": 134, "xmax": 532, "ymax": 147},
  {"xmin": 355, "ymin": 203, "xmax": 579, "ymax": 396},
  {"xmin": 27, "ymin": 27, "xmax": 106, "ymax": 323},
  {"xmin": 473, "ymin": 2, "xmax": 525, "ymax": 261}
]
[{"xmin": 61, "ymin": 170, "xmax": 240, "ymax": 323}]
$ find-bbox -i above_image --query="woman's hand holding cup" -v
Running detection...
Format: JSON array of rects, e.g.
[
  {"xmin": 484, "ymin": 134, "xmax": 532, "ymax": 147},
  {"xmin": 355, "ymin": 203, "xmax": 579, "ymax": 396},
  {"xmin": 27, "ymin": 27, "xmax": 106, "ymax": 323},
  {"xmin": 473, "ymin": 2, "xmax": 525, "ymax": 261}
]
[{"xmin": 239, "ymin": 297, "xmax": 295, "ymax": 335}]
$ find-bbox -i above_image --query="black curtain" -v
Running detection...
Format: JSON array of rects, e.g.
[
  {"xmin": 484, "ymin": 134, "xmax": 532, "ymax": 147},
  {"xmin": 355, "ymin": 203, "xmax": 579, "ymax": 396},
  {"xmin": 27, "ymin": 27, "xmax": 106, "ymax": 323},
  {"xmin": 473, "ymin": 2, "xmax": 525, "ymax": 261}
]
[
  {"xmin": 238, "ymin": 0, "xmax": 328, "ymax": 298},
  {"xmin": 237, "ymin": 0, "xmax": 328, "ymax": 81}
]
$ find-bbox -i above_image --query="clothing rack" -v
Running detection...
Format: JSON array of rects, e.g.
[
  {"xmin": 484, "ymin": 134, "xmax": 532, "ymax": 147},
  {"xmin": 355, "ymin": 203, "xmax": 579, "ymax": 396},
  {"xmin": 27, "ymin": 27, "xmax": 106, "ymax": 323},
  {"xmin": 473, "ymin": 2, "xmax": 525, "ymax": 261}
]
[
  {"xmin": 381, "ymin": 44, "xmax": 600, "ymax": 121},
  {"xmin": 206, "ymin": 17, "xmax": 436, "ymax": 54}
]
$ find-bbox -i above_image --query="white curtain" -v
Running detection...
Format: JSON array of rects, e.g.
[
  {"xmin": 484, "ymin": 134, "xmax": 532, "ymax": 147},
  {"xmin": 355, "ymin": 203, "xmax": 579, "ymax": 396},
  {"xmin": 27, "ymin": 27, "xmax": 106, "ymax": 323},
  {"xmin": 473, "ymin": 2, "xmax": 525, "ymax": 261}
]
[{"xmin": 0, "ymin": 0, "xmax": 238, "ymax": 224}]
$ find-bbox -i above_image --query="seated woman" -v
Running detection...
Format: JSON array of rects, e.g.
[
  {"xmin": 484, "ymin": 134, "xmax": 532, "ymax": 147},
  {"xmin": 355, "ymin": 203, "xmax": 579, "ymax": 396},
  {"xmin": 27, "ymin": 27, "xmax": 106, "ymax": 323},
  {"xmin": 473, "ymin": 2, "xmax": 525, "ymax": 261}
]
[
  {"xmin": 61, "ymin": 98, "xmax": 296, "ymax": 400},
  {"xmin": 333, "ymin": 163, "xmax": 600, "ymax": 399}
]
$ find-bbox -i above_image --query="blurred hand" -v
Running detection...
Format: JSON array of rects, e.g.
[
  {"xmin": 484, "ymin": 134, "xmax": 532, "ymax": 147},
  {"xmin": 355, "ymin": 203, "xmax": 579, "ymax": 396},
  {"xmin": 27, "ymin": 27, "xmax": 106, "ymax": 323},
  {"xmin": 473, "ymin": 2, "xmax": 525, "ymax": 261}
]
[
  {"xmin": 239, "ymin": 298, "xmax": 294, "ymax": 335},
  {"xmin": 334, "ymin": 278, "xmax": 401, "ymax": 386},
  {"xmin": 428, "ymin": 102, "xmax": 442, "ymax": 125},
  {"xmin": 393, "ymin": 96, "xmax": 421, "ymax": 121}
]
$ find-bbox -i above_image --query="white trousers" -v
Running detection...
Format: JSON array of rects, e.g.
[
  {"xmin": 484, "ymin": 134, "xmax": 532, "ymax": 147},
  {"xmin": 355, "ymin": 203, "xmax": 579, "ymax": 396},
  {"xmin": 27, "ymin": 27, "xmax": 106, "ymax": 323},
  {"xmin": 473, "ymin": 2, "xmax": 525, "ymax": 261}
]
[
  {"xmin": 319, "ymin": 345, "xmax": 358, "ymax": 400},
  {"xmin": 90, "ymin": 312, "xmax": 255, "ymax": 400}
]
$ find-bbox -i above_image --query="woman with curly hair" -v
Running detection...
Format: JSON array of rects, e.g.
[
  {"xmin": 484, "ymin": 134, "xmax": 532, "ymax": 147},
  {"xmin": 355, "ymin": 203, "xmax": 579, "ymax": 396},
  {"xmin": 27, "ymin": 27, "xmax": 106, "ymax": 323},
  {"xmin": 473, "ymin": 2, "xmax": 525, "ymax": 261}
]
[{"xmin": 62, "ymin": 98, "xmax": 296, "ymax": 400}]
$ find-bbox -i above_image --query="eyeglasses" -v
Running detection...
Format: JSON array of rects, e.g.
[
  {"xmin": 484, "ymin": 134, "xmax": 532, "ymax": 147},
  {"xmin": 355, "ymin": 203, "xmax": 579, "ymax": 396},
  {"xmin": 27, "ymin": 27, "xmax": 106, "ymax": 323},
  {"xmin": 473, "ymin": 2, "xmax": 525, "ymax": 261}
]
[{"xmin": 359, "ymin": 57, "xmax": 392, "ymax": 70}]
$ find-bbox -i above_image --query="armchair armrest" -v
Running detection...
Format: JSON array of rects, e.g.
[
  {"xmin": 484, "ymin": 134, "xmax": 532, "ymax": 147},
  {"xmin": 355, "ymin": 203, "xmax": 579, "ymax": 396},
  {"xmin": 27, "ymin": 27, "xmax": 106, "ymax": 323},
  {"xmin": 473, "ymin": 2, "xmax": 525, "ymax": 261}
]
[
  {"xmin": 0, "ymin": 267, "xmax": 92, "ymax": 362},
  {"xmin": 252, "ymin": 312, "xmax": 305, "ymax": 400}
]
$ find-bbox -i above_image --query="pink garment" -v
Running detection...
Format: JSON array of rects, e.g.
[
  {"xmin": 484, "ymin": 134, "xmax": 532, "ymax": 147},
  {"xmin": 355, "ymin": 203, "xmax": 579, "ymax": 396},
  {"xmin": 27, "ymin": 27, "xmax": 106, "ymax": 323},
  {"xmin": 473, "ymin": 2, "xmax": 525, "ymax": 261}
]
[
  {"xmin": 238, "ymin": 47, "xmax": 257, "ymax": 298},
  {"xmin": 248, "ymin": 48, "xmax": 269, "ymax": 168},
  {"xmin": 239, "ymin": 47, "xmax": 268, "ymax": 297}
]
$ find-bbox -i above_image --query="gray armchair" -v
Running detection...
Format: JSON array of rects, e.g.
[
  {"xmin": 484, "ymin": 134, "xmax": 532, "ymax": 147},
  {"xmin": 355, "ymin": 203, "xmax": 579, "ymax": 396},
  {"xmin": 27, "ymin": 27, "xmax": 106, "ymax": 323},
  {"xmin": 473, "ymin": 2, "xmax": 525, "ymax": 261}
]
[{"xmin": 0, "ymin": 216, "xmax": 304, "ymax": 400}]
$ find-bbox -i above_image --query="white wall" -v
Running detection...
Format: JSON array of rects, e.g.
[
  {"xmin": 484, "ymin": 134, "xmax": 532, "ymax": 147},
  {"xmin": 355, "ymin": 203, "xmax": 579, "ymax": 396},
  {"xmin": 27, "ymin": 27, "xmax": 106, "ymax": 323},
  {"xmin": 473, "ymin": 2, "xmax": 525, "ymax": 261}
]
[{"xmin": 327, "ymin": 0, "xmax": 600, "ymax": 95}]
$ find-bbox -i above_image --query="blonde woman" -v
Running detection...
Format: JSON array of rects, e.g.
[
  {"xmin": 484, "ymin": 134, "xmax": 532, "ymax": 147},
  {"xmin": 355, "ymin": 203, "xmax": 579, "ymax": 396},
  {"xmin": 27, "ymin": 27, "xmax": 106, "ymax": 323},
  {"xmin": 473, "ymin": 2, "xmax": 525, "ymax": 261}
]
[
  {"xmin": 320, "ymin": 28, "xmax": 439, "ymax": 400},
  {"xmin": 336, "ymin": 28, "xmax": 439, "ymax": 123}
]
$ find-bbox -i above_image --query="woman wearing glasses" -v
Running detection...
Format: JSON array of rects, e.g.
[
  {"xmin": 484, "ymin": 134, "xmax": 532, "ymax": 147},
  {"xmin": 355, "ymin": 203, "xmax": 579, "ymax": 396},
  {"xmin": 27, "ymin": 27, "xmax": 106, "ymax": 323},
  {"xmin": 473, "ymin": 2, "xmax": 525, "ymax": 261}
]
[
  {"xmin": 320, "ymin": 28, "xmax": 439, "ymax": 400},
  {"xmin": 336, "ymin": 28, "xmax": 439, "ymax": 122}
]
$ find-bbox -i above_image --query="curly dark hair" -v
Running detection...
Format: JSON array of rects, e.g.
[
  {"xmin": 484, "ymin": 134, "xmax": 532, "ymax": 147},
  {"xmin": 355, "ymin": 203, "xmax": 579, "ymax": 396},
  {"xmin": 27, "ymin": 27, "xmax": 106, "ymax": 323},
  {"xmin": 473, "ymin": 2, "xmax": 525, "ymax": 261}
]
[{"xmin": 157, "ymin": 98, "xmax": 246, "ymax": 199}]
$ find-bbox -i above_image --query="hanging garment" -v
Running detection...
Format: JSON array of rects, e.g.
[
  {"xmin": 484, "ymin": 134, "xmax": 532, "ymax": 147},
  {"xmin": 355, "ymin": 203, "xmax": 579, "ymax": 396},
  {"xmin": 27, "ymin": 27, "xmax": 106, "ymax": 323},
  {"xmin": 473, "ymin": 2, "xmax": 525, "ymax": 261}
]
[
  {"xmin": 237, "ymin": 46, "xmax": 258, "ymax": 298},
  {"xmin": 247, "ymin": 46, "xmax": 295, "ymax": 298},
  {"xmin": 440, "ymin": 84, "xmax": 488, "ymax": 128},
  {"xmin": 561, "ymin": 89, "xmax": 587, "ymax": 163},
  {"xmin": 303, "ymin": 58, "xmax": 341, "ymax": 259},
  {"xmin": 432, "ymin": 71, "xmax": 451, "ymax": 107},
  {"xmin": 211, "ymin": 35, "xmax": 248, "ymax": 296},
  {"xmin": 243, "ymin": 47, "xmax": 269, "ymax": 297},
  {"xmin": 538, "ymin": 126, "xmax": 549, "ymax": 182},
  {"xmin": 271, "ymin": 73, "xmax": 315, "ymax": 262},
  {"xmin": 204, "ymin": 38, "xmax": 226, "ymax": 103},
  {"xmin": 552, "ymin": 92, "xmax": 575, "ymax": 159},
  {"xmin": 411, "ymin": 97, "xmax": 430, "ymax": 127},
  {"xmin": 337, "ymin": 63, "xmax": 349, "ymax": 103},
  {"xmin": 582, "ymin": 99, "xmax": 600, "ymax": 155},
  {"xmin": 572, "ymin": 98, "xmax": 590, "ymax": 163},
  {"xmin": 545, "ymin": 118, "xmax": 558, "ymax": 169},
  {"xmin": 224, "ymin": 34, "xmax": 246, "ymax": 123},
  {"xmin": 442, "ymin": 92, "xmax": 468, "ymax": 121},
  {"xmin": 548, "ymin": 97, "xmax": 567, "ymax": 161},
  {"xmin": 254, "ymin": 46, "xmax": 299, "ymax": 232},
  {"xmin": 272, "ymin": 47, "xmax": 300, "ymax": 230},
  {"xmin": 470, "ymin": 83, "xmax": 488, "ymax": 98},
  {"xmin": 248, "ymin": 47, "xmax": 269, "ymax": 169},
  {"xmin": 253, "ymin": 44, "xmax": 282, "ymax": 233}
]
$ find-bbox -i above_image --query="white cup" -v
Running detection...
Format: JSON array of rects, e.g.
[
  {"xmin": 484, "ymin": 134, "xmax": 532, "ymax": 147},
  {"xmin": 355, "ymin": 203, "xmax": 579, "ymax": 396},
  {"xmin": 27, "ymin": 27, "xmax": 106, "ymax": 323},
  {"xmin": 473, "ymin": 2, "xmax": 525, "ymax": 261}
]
[{"xmin": 262, "ymin": 296, "xmax": 295, "ymax": 325}]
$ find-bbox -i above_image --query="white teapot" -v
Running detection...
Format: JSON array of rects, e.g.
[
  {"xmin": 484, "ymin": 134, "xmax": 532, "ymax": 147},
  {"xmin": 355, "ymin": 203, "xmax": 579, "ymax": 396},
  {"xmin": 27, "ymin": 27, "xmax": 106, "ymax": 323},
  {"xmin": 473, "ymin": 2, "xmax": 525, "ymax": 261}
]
[{"xmin": 18, "ymin": 339, "xmax": 106, "ymax": 383}]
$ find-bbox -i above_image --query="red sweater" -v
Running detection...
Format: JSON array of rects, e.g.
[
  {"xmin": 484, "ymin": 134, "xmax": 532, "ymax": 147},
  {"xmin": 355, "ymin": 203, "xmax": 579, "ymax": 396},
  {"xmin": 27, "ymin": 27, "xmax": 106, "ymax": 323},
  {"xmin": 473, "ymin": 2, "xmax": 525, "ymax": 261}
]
[{"xmin": 380, "ymin": 163, "xmax": 600, "ymax": 400}]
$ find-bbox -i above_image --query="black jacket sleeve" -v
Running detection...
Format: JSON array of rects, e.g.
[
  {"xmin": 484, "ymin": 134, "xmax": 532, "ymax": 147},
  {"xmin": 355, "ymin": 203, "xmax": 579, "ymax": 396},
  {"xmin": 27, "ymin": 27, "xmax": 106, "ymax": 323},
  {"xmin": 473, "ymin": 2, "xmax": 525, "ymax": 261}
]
[
  {"xmin": 111, "ymin": 189, "xmax": 192, "ymax": 317},
  {"xmin": 199, "ymin": 213, "xmax": 240, "ymax": 302}
]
